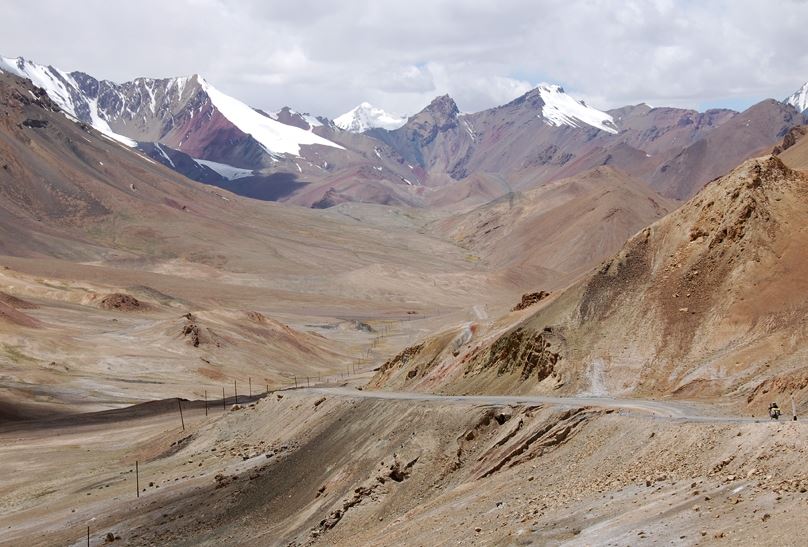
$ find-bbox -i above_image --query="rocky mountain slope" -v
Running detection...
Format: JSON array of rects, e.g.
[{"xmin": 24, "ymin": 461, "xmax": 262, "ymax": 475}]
[
  {"xmin": 376, "ymin": 90, "xmax": 803, "ymax": 202},
  {"xmin": 369, "ymin": 88, "xmax": 621, "ymax": 184},
  {"xmin": 4, "ymin": 387, "xmax": 806, "ymax": 545},
  {"xmin": 373, "ymin": 148, "xmax": 808, "ymax": 416},
  {"xmin": 775, "ymin": 125, "xmax": 808, "ymax": 168},
  {"xmin": 0, "ymin": 56, "xmax": 343, "ymax": 161},
  {"xmin": 0, "ymin": 71, "xmax": 485, "ymax": 283},
  {"xmin": 647, "ymin": 99, "xmax": 805, "ymax": 199},
  {"xmin": 432, "ymin": 166, "xmax": 676, "ymax": 286}
]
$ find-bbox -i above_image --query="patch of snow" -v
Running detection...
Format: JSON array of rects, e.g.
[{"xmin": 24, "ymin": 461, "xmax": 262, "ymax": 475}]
[
  {"xmin": 86, "ymin": 96, "xmax": 138, "ymax": 146},
  {"xmin": 99, "ymin": 132, "xmax": 137, "ymax": 149},
  {"xmin": 198, "ymin": 77, "xmax": 343, "ymax": 156},
  {"xmin": 462, "ymin": 119, "xmax": 477, "ymax": 142},
  {"xmin": 153, "ymin": 143, "xmax": 176, "ymax": 168},
  {"xmin": 302, "ymin": 114, "xmax": 323, "ymax": 127},
  {"xmin": 334, "ymin": 102, "xmax": 407, "ymax": 132},
  {"xmin": 194, "ymin": 158, "xmax": 254, "ymax": 180},
  {"xmin": 173, "ymin": 76, "xmax": 188, "ymax": 101},
  {"xmin": 786, "ymin": 81, "xmax": 808, "ymax": 113},
  {"xmin": 144, "ymin": 81, "xmax": 157, "ymax": 113},
  {"xmin": 537, "ymin": 84, "xmax": 618, "ymax": 134}
]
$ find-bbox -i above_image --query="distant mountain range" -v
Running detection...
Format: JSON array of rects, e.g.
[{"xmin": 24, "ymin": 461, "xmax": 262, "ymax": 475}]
[
  {"xmin": 3, "ymin": 54, "xmax": 807, "ymax": 208},
  {"xmin": 0, "ymin": 68, "xmax": 670, "ymax": 293}
]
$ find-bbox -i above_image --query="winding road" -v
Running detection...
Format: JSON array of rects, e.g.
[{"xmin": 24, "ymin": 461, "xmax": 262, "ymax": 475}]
[{"xmin": 301, "ymin": 386, "xmax": 768, "ymax": 424}]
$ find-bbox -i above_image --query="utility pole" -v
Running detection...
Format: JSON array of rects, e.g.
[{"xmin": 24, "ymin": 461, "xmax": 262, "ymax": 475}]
[
  {"xmin": 177, "ymin": 398, "xmax": 185, "ymax": 431},
  {"xmin": 792, "ymin": 393, "xmax": 798, "ymax": 421}
]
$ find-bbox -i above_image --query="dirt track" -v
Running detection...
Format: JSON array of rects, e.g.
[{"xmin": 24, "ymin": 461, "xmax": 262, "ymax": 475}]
[{"xmin": 303, "ymin": 386, "xmax": 768, "ymax": 423}]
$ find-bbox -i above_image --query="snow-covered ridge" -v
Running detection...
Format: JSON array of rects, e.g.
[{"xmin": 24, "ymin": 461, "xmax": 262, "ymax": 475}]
[
  {"xmin": 536, "ymin": 84, "xmax": 618, "ymax": 134},
  {"xmin": 0, "ymin": 56, "xmax": 136, "ymax": 146},
  {"xmin": 196, "ymin": 78, "xmax": 343, "ymax": 156},
  {"xmin": 0, "ymin": 55, "xmax": 344, "ymax": 157},
  {"xmin": 785, "ymin": 82, "xmax": 808, "ymax": 113},
  {"xmin": 269, "ymin": 108, "xmax": 324, "ymax": 129},
  {"xmin": 335, "ymin": 102, "xmax": 407, "ymax": 132}
]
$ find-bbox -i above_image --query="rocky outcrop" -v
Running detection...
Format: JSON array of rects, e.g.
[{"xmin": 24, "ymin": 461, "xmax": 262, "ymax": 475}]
[
  {"xmin": 100, "ymin": 293, "xmax": 147, "ymax": 311},
  {"xmin": 311, "ymin": 187, "xmax": 340, "ymax": 209},
  {"xmin": 512, "ymin": 291, "xmax": 550, "ymax": 311},
  {"xmin": 21, "ymin": 119, "xmax": 48, "ymax": 128},
  {"xmin": 181, "ymin": 313, "xmax": 201, "ymax": 347},
  {"xmin": 314, "ymin": 450, "xmax": 420, "ymax": 536},
  {"xmin": 465, "ymin": 327, "xmax": 561, "ymax": 382},
  {"xmin": 377, "ymin": 343, "xmax": 425, "ymax": 375},
  {"xmin": 772, "ymin": 125, "xmax": 808, "ymax": 155}
]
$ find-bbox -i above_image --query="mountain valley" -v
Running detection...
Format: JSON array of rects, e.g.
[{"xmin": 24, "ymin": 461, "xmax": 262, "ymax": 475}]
[{"xmin": 2, "ymin": 34, "xmax": 808, "ymax": 547}]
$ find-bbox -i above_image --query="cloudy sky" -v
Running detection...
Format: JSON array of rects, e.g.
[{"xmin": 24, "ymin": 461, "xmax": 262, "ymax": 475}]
[{"xmin": 4, "ymin": 0, "xmax": 808, "ymax": 118}]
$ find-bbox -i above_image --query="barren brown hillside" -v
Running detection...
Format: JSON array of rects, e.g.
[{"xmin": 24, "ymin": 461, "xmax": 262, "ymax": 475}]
[
  {"xmin": 435, "ymin": 166, "xmax": 676, "ymax": 286},
  {"xmin": 374, "ymin": 154, "xmax": 808, "ymax": 418}
]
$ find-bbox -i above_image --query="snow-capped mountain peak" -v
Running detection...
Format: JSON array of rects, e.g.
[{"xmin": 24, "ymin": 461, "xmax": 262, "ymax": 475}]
[
  {"xmin": 0, "ymin": 55, "xmax": 136, "ymax": 146},
  {"xmin": 334, "ymin": 102, "xmax": 407, "ymax": 132},
  {"xmin": 785, "ymin": 82, "xmax": 808, "ymax": 113},
  {"xmin": 0, "ymin": 55, "xmax": 345, "ymax": 157},
  {"xmin": 535, "ymin": 84, "xmax": 619, "ymax": 134}
]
